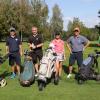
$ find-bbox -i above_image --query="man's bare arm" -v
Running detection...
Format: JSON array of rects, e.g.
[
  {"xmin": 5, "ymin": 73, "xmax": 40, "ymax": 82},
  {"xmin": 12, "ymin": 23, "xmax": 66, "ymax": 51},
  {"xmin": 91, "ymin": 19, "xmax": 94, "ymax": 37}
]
[
  {"xmin": 66, "ymin": 43, "xmax": 72, "ymax": 54},
  {"xmin": 84, "ymin": 41, "xmax": 90, "ymax": 50},
  {"xmin": 19, "ymin": 45, "xmax": 23, "ymax": 56},
  {"xmin": 6, "ymin": 46, "xmax": 9, "ymax": 54}
]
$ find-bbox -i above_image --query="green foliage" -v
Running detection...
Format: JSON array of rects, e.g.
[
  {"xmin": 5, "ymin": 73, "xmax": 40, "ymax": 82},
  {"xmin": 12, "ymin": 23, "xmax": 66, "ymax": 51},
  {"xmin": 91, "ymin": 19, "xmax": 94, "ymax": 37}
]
[
  {"xmin": 50, "ymin": 4, "xmax": 63, "ymax": 37},
  {"xmin": 0, "ymin": 0, "xmax": 99, "ymax": 41},
  {"xmin": 67, "ymin": 17, "xmax": 98, "ymax": 40},
  {"xmin": 0, "ymin": 0, "xmax": 50, "ymax": 40}
]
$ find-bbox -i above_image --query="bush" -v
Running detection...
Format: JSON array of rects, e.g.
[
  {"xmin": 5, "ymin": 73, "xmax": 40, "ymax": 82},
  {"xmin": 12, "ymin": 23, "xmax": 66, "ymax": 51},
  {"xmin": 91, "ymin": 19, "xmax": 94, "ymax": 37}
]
[{"xmin": 89, "ymin": 43, "xmax": 100, "ymax": 47}]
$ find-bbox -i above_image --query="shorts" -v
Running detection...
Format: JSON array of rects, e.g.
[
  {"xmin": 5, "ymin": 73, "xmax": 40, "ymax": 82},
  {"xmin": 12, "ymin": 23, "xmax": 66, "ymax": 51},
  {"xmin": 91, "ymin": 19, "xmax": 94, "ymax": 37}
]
[
  {"xmin": 69, "ymin": 51, "xmax": 83, "ymax": 67},
  {"xmin": 56, "ymin": 53, "xmax": 64, "ymax": 62},
  {"xmin": 9, "ymin": 52, "xmax": 21, "ymax": 66},
  {"xmin": 30, "ymin": 50, "xmax": 43, "ymax": 64}
]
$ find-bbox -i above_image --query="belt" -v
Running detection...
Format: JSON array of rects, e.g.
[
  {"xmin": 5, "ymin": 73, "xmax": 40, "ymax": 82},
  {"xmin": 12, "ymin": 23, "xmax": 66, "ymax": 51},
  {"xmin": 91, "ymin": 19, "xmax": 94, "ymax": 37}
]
[
  {"xmin": 72, "ymin": 51, "xmax": 82, "ymax": 53},
  {"xmin": 10, "ymin": 51, "xmax": 19, "ymax": 53}
]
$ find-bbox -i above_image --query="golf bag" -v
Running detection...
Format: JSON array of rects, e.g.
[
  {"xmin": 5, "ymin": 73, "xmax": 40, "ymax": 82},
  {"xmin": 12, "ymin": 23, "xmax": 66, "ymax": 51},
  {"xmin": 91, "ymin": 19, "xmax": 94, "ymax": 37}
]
[
  {"xmin": 0, "ymin": 49, "xmax": 8, "ymax": 87},
  {"xmin": 38, "ymin": 47, "xmax": 57, "ymax": 91},
  {"xmin": 75, "ymin": 50, "xmax": 100, "ymax": 84},
  {"xmin": 19, "ymin": 50, "xmax": 35, "ymax": 87}
]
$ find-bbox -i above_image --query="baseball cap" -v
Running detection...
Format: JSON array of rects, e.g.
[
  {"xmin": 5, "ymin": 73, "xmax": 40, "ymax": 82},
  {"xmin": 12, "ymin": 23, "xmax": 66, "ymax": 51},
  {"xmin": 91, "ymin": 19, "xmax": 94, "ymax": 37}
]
[
  {"xmin": 9, "ymin": 27, "xmax": 16, "ymax": 32},
  {"xmin": 73, "ymin": 27, "xmax": 80, "ymax": 32}
]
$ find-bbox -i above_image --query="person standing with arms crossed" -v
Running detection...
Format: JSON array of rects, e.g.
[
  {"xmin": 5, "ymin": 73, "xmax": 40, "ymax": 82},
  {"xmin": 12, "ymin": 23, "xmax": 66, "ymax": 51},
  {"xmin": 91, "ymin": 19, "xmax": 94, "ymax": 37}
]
[
  {"xmin": 28, "ymin": 26, "xmax": 43, "ymax": 77},
  {"xmin": 6, "ymin": 27, "xmax": 22, "ymax": 79},
  {"xmin": 66, "ymin": 27, "xmax": 90, "ymax": 78}
]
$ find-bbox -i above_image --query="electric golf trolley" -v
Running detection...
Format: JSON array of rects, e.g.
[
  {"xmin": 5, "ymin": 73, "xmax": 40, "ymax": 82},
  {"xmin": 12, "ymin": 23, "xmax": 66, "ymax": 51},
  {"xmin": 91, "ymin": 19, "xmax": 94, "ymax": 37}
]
[{"xmin": 75, "ymin": 50, "xmax": 100, "ymax": 84}]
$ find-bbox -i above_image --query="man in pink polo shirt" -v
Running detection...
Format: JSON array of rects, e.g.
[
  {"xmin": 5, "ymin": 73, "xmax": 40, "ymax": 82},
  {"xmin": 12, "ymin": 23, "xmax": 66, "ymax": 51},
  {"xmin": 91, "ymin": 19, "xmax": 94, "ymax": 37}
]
[{"xmin": 50, "ymin": 32, "xmax": 65, "ymax": 79}]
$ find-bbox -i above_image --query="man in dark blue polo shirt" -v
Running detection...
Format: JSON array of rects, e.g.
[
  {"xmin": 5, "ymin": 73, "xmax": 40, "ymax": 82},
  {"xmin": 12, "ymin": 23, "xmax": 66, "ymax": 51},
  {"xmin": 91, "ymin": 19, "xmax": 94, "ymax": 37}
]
[
  {"xmin": 6, "ymin": 28, "xmax": 22, "ymax": 79},
  {"xmin": 66, "ymin": 27, "xmax": 90, "ymax": 78},
  {"xmin": 28, "ymin": 26, "xmax": 43, "ymax": 76}
]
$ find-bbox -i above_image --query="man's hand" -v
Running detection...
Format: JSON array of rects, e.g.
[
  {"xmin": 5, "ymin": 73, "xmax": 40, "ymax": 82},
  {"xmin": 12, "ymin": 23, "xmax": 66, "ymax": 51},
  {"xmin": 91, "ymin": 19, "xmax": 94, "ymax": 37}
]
[
  {"xmin": 29, "ymin": 43, "xmax": 36, "ymax": 49},
  {"xmin": 32, "ymin": 43, "xmax": 36, "ymax": 49},
  {"xmin": 83, "ymin": 48, "xmax": 85, "ymax": 51},
  {"xmin": 6, "ymin": 51, "xmax": 9, "ymax": 54}
]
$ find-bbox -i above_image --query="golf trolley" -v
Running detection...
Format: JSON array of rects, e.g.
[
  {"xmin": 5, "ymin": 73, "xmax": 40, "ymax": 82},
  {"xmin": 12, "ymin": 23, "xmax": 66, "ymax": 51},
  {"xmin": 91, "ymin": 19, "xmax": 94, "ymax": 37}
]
[
  {"xmin": 38, "ymin": 47, "xmax": 59, "ymax": 91},
  {"xmin": 19, "ymin": 50, "xmax": 35, "ymax": 87},
  {"xmin": 0, "ymin": 49, "xmax": 8, "ymax": 87},
  {"xmin": 75, "ymin": 50, "xmax": 100, "ymax": 84}
]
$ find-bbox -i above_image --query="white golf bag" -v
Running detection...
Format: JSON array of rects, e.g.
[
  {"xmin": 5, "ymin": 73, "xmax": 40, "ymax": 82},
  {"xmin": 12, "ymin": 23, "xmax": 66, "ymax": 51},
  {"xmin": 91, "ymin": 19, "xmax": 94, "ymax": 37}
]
[
  {"xmin": 38, "ymin": 47, "xmax": 57, "ymax": 91},
  {"xmin": 38, "ymin": 47, "xmax": 56, "ymax": 81}
]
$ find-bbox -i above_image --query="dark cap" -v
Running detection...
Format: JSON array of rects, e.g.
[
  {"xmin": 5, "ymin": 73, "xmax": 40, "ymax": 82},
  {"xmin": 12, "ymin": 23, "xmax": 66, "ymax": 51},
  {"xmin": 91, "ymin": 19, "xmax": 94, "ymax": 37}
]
[
  {"xmin": 55, "ymin": 32, "xmax": 60, "ymax": 36},
  {"xmin": 9, "ymin": 27, "xmax": 16, "ymax": 32}
]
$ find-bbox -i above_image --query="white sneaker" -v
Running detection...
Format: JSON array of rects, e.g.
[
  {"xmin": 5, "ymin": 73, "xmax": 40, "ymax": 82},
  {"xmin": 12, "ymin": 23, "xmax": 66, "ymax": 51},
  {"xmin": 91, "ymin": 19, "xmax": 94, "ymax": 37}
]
[{"xmin": 67, "ymin": 74, "xmax": 72, "ymax": 79}]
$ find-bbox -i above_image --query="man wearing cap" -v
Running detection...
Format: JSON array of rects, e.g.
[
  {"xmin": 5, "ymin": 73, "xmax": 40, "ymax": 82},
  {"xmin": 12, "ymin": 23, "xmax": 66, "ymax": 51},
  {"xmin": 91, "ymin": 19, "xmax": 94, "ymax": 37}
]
[
  {"xmin": 6, "ymin": 28, "xmax": 22, "ymax": 79},
  {"xmin": 50, "ymin": 32, "xmax": 65, "ymax": 79},
  {"xmin": 66, "ymin": 27, "xmax": 90, "ymax": 78},
  {"xmin": 28, "ymin": 26, "xmax": 43, "ymax": 76}
]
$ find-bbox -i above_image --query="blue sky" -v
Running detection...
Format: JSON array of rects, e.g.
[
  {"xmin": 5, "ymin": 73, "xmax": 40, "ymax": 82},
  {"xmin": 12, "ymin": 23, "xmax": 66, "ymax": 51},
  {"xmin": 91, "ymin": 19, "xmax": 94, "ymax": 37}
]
[{"xmin": 45, "ymin": 0, "xmax": 100, "ymax": 30}]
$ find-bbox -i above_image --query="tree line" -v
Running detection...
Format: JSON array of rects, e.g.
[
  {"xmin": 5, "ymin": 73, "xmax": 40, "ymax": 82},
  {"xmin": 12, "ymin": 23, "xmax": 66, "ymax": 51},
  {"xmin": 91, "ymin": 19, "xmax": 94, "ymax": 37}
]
[{"xmin": 0, "ymin": 0, "xmax": 99, "ymax": 41}]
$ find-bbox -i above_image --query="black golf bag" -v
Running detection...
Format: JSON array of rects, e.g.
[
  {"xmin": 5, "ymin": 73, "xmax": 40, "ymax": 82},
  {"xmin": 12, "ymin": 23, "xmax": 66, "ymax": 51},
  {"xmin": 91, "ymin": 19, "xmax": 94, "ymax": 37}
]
[
  {"xmin": 0, "ymin": 49, "xmax": 8, "ymax": 87},
  {"xmin": 38, "ymin": 47, "xmax": 58, "ymax": 91},
  {"xmin": 19, "ymin": 50, "xmax": 35, "ymax": 87},
  {"xmin": 75, "ymin": 50, "xmax": 100, "ymax": 84}
]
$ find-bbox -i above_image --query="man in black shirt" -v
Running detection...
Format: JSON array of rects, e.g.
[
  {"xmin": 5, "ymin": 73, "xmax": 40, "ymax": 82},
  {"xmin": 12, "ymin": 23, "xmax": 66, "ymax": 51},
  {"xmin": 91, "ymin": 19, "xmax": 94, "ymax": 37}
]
[
  {"xmin": 28, "ymin": 26, "xmax": 43, "ymax": 76},
  {"xmin": 6, "ymin": 28, "xmax": 22, "ymax": 79}
]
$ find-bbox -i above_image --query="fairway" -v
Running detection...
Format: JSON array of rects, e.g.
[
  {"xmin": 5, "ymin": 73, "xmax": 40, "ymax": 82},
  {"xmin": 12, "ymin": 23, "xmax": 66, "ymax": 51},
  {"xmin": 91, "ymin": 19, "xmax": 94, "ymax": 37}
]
[{"xmin": 0, "ymin": 42, "xmax": 100, "ymax": 100}]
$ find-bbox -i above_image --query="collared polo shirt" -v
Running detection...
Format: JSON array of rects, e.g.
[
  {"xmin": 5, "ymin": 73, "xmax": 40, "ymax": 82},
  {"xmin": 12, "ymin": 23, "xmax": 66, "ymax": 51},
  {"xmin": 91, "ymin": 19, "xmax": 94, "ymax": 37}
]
[
  {"xmin": 28, "ymin": 34, "xmax": 43, "ymax": 51},
  {"xmin": 51, "ymin": 39, "xmax": 64, "ymax": 54},
  {"xmin": 6, "ymin": 36, "xmax": 21, "ymax": 53},
  {"xmin": 67, "ymin": 35, "xmax": 88, "ymax": 52}
]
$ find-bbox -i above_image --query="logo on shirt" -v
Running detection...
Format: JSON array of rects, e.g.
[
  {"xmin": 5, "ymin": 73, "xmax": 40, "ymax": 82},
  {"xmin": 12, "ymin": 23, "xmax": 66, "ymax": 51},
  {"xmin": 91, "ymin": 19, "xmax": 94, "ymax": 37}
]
[
  {"xmin": 15, "ymin": 38, "xmax": 18, "ymax": 41},
  {"xmin": 36, "ymin": 38, "xmax": 38, "ymax": 40}
]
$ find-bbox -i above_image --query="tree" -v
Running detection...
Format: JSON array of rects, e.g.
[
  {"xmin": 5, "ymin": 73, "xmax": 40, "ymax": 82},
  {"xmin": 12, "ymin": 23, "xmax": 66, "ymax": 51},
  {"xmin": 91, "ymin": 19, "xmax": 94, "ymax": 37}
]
[
  {"xmin": 25, "ymin": 0, "xmax": 49, "ymax": 40},
  {"xmin": 67, "ymin": 17, "xmax": 98, "ymax": 40},
  {"xmin": 0, "ymin": 0, "xmax": 50, "ymax": 41},
  {"xmin": 50, "ymin": 4, "xmax": 63, "ymax": 37},
  {"xmin": 0, "ymin": 0, "xmax": 31, "ymax": 39}
]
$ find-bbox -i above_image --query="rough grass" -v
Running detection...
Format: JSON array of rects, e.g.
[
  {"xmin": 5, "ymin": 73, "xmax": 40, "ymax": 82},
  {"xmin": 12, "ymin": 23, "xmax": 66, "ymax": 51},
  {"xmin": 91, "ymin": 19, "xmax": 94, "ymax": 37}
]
[{"xmin": 0, "ymin": 42, "xmax": 100, "ymax": 100}]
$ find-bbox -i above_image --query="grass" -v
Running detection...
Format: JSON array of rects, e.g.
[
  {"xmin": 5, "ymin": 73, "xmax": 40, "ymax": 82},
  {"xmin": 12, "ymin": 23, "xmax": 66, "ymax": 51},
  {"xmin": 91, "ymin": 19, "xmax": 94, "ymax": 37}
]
[{"xmin": 0, "ymin": 42, "xmax": 100, "ymax": 100}]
